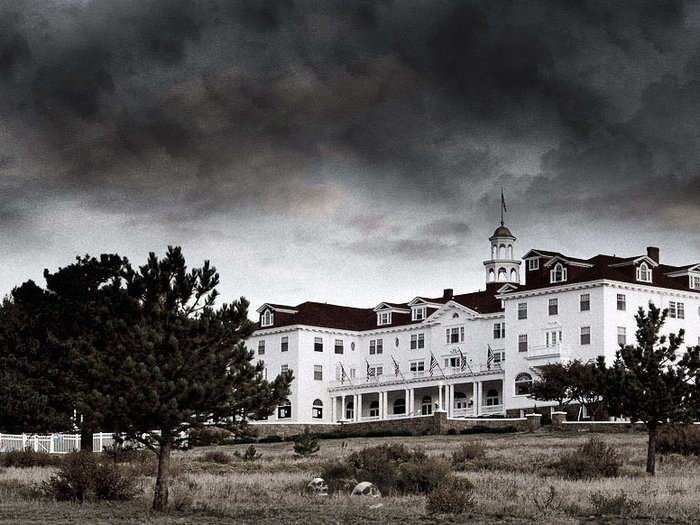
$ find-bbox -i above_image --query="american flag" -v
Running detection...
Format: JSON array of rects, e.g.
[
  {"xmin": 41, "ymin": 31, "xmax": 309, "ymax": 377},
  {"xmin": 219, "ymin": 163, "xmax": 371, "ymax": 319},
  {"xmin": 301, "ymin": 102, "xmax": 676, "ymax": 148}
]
[
  {"xmin": 429, "ymin": 353, "xmax": 439, "ymax": 377},
  {"xmin": 366, "ymin": 359, "xmax": 375, "ymax": 381},
  {"xmin": 487, "ymin": 345, "xmax": 494, "ymax": 370},
  {"xmin": 392, "ymin": 356, "xmax": 400, "ymax": 377},
  {"xmin": 339, "ymin": 363, "xmax": 348, "ymax": 384},
  {"xmin": 458, "ymin": 349, "xmax": 466, "ymax": 371}
]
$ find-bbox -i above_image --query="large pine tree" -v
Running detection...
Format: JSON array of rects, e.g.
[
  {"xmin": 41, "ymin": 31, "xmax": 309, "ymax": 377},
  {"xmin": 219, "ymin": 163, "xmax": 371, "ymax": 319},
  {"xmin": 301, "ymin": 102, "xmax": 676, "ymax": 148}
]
[{"xmin": 0, "ymin": 247, "xmax": 292, "ymax": 510}]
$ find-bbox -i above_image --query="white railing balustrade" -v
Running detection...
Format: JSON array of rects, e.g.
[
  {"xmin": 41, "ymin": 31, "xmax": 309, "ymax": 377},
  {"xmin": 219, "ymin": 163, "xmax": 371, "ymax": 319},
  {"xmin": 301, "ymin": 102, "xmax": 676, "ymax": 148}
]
[
  {"xmin": 527, "ymin": 343, "xmax": 567, "ymax": 359},
  {"xmin": 480, "ymin": 404, "xmax": 505, "ymax": 415},
  {"xmin": 451, "ymin": 407, "xmax": 475, "ymax": 418}
]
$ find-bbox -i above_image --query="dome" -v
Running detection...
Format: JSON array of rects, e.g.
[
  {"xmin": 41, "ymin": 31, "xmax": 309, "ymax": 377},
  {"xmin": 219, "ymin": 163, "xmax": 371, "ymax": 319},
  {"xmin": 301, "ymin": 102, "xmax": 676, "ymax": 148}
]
[{"xmin": 491, "ymin": 224, "xmax": 514, "ymax": 238}]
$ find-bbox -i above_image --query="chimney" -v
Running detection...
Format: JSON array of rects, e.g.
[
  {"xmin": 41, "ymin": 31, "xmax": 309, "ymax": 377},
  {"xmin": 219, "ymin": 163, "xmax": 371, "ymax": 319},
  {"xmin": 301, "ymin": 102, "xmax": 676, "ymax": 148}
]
[
  {"xmin": 443, "ymin": 288, "xmax": 453, "ymax": 300},
  {"xmin": 646, "ymin": 246, "xmax": 659, "ymax": 263}
]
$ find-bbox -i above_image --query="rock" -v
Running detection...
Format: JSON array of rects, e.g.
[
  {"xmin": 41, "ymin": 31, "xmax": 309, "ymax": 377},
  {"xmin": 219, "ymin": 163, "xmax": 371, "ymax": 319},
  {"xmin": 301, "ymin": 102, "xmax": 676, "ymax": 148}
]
[{"xmin": 351, "ymin": 481, "xmax": 381, "ymax": 498}]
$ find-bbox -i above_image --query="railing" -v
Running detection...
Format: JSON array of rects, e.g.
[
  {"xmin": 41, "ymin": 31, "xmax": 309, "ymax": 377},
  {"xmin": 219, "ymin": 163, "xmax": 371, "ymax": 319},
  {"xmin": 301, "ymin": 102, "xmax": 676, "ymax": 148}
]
[
  {"xmin": 480, "ymin": 404, "xmax": 505, "ymax": 415},
  {"xmin": 451, "ymin": 407, "xmax": 475, "ymax": 417},
  {"xmin": 0, "ymin": 433, "xmax": 81, "ymax": 454},
  {"xmin": 329, "ymin": 361, "xmax": 503, "ymax": 389},
  {"xmin": 527, "ymin": 343, "xmax": 567, "ymax": 360}
]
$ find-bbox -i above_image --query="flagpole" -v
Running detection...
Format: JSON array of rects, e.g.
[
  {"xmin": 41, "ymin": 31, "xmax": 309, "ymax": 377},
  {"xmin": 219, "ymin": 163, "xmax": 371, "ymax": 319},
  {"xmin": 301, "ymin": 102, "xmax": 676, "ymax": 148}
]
[{"xmin": 392, "ymin": 354, "xmax": 406, "ymax": 382}]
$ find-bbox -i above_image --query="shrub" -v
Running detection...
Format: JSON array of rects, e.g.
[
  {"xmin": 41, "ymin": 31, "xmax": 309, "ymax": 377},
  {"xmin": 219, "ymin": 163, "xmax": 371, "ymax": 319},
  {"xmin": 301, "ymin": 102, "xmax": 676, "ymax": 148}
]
[
  {"xmin": 187, "ymin": 426, "xmax": 232, "ymax": 447},
  {"xmin": 396, "ymin": 456, "xmax": 452, "ymax": 494},
  {"xmin": 0, "ymin": 448, "xmax": 63, "ymax": 468},
  {"xmin": 657, "ymin": 425, "xmax": 700, "ymax": 456},
  {"xmin": 553, "ymin": 437, "xmax": 622, "ymax": 480},
  {"xmin": 293, "ymin": 428, "xmax": 320, "ymax": 457},
  {"xmin": 425, "ymin": 476, "xmax": 474, "ymax": 515},
  {"xmin": 42, "ymin": 451, "xmax": 139, "ymax": 502},
  {"xmin": 196, "ymin": 450, "xmax": 232, "ymax": 464},
  {"xmin": 101, "ymin": 444, "xmax": 151, "ymax": 465},
  {"xmin": 258, "ymin": 435, "xmax": 283, "ymax": 443},
  {"xmin": 451, "ymin": 441, "xmax": 486, "ymax": 469},
  {"xmin": 233, "ymin": 445, "xmax": 262, "ymax": 461},
  {"xmin": 319, "ymin": 460, "xmax": 358, "ymax": 494},
  {"xmin": 589, "ymin": 490, "xmax": 638, "ymax": 515}
]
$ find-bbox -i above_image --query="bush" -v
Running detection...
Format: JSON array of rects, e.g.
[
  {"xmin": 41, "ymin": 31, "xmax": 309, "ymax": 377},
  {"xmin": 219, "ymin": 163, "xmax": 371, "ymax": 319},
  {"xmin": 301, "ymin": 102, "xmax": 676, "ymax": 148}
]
[
  {"xmin": 396, "ymin": 456, "xmax": 452, "ymax": 494},
  {"xmin": 589, "ymin": 490, "xmax": 638, "ymax": 515},
  {"xmin": 451, "ymin": 441, "xmax": 486, "ymax": 469},
  {"xmin": 101, "ymin": 444, "xmax": 151, "ymax": 465},
  {"xmin": 233, "ymin": 445, "xmax": 262, "ymax": 461},
  {"xmin": 0, "ymin": 448, "xmax": 63, "ymax": 468},
  {"xmin": 187, "ymin": 426, "xmax": 232, "ymax": 447},
  {"xmin": 425, "ymin": 476, "xmax": 474, "ymax": 515},
  {"xmin": 553, "ymin": 437, "xmax": 622, "ymax": 480},
  {"xmin": 42, "ymin": 451, "xmax": 139, "ymax": 502},
  {"xmin": 319, "ymin": 460, "xmax": 358, "ymax": 494},
  {"xmin": 293, "ymin": 428, "xmax": 320, "ymax": 457},
  {"xmin": 196, "ymin": 450, "xmax": 232, "ymax": 464},
  {"xmin": 657, "ymin": 425, "xmax": 700, "ymax": 456},
  {"xmin": 258, "ymin": 435, "xmax": 283, "ymax": 443}
]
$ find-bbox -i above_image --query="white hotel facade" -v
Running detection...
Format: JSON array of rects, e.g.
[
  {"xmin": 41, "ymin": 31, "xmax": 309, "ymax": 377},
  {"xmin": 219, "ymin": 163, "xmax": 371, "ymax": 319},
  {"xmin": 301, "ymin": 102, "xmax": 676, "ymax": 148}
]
[{"xmin": 247, "ymin": 222, "xmax": 700, "ymax": 424}]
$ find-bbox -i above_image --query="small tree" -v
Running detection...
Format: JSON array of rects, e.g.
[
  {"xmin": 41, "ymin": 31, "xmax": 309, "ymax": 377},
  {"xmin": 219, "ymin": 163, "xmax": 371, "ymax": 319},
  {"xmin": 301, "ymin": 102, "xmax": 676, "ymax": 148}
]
[
  {"xmin": 531, "ymin": 360, "xmax": 607, "ymax": 419},
  {"xmin": 293, "ymin": 427, "xmax": 320, "ymax": 457},
  {"xmin": 531, "ymin": 362, "xmax": 573, "ymax": 412},
  {"xmin": 598, "ymin": 303, "xmax": 700, "ymax": 475}
]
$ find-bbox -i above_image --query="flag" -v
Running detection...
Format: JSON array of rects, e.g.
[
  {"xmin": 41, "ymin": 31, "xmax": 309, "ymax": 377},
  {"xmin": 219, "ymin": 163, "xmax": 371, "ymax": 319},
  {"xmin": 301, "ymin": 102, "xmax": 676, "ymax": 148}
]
[
  {"xmin": 501, "ymin": 189, "xmax": 507, "ymax": 213},
  {"xmin": 487, "ymin": 344, "xmax": 494, "ymax": 370},
  {"xmin": 458, "ymin": 349, "xmax": 466, "ymax": 371},
  {"xmin": 392, "ymin": 356, "xmax": 400, "ymax": 377},
  {"xmin": 429, "ymin": 353, "xmax": 439, "ymax": 377},
  {"xmin": 366, "ymin": 359, "xmax": 375, "ymax": 381},
  {"xmin": 339, "ymin": 363, "xmax": 347, "ymax": 384}
]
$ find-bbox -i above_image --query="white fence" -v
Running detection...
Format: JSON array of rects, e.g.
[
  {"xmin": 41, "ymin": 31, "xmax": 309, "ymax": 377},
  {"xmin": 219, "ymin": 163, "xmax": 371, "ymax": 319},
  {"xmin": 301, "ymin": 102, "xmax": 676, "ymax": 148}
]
[{"xmin": 0, "ymin": 433, "xmax": 81, "ymax": 454}]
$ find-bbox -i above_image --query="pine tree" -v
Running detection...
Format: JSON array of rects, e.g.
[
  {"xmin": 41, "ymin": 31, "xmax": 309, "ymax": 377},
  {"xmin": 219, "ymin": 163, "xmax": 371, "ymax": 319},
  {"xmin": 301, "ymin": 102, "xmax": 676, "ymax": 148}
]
[{"xmin": 598, "ymin": 303, "xmax": 700, "ymax": 475}]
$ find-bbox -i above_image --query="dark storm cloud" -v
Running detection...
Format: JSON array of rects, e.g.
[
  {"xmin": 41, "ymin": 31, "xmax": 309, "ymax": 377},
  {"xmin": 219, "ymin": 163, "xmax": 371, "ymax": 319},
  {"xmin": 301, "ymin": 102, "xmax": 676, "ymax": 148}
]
[{"xmin": 1, "ymin": 0, "xmax": 700, "ymax": 248}]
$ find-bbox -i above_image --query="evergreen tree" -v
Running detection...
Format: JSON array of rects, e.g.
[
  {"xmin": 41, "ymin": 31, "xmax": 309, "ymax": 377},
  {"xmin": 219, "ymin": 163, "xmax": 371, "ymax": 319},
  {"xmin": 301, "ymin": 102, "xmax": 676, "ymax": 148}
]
[
  {"xmin": 598, "ymin": 303, "xmax": 700, "ymax": 474},
  {"xmin": 0, "ymin": 247, "xmax": 292, "ymax": 510},
  {"xmin": 531, "ymin": 359, "xmax": 607, "ymax": 418}
]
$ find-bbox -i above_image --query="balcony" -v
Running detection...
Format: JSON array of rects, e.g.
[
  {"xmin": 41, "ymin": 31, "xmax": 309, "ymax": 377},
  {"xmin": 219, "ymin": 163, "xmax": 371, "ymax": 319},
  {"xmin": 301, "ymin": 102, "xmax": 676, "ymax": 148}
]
[
  {"xmin": 328, "ymin": 362, "xmax": 504, "ymax": 391},
  {"xmin": 526, "ymin": 343, "xmax": 568, "ymax": 363}
]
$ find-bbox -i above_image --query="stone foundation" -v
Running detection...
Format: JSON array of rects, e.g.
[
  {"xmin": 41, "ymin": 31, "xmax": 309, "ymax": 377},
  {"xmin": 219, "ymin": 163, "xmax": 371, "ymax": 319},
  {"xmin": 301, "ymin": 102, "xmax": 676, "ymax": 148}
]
[{"xmin": 249, "ymin": 411, "xmax": 532, "ymax": 439}]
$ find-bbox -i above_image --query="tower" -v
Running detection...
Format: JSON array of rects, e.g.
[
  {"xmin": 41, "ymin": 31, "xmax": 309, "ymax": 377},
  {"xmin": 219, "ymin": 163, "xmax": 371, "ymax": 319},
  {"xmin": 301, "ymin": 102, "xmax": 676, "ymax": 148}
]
[{"xmin": 483, "ymin": 193, "xmax": 521, "ymax": 285}]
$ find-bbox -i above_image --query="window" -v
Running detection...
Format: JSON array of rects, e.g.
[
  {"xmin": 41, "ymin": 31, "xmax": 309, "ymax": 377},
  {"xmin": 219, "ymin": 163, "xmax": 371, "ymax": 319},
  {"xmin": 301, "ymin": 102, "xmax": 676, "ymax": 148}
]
[
  {"xmin": 257, "ymin": 340, "xmax": 265, "ymax": 355},
  {"xmin": 261, "ymin": 309, "xmax": 273, "ymax": 327},
  {"xmin": 278, "ymin": 399, "xmax": 291, "ymax": 419},
  {"xmin": 281, "ymin": 336, "xmax": 288, "ymax": 352},
  {"xmin": 528, "ymin": 258, "xmax": 539, "ymax": 270},
  {"xmin": 636, "ymin": 262, "xmax": 652, "ymax": 282},
  {"xmin": 367, "ymin": 366, "xmax": 383, "ymax": 377},
  {"xmin": 281, "ymin": 364, "xmax": 289, "ymax": 374},
  {"xmin": 410, "ymin": 333, "xmax": 425, "ymax": 350},
  {"xmin": 518, "ymin": 334, "xmax": 528, "ymax": 352},
  {"xmin": 412, "ymin": 306, "xmax": 427, "ymax": 321},
  {"xmin": 580, "ymin": 293, "xmax": 590, "ymax": 312},
  {"xmin": 313, "ymin": 365, "xmax": 323, "ymax": 381},
  {"xmin": 691, "ymin": 275, "xmax": 700, "ymax": 290},
  {"xmin": 518, "ymin": 302, "xmax": 528, "ymax": 319},
  {"xmin": 617, "ymin": 327, "xmax": 626, "ymax": 346},
  {"xmin": 549, "ymin": 298, "xmax": 559, "ymax": 316},
  {"xmin": 393, "ymin": 398, "xmax": 406, "ymax": 415},
  {"xmin": 493, "ymin": 322, "xmax": 505, "ymax": 339},
  {"xmin": 370, "ymin": 339, "xmax": 383, "ymax": 354},
  {"xmin": 410, "ymin": 361, "xmax": 425, "ymax": 372},
  {"xmin": 314, "ymin": 337, "xmax": 323, "ymax": 352},
  {"xmin": 377, "ymin": 311, "xmax": 391, "ymax": 325},
  {"xmin": 580, "ymin": 326, "xmax": 591, "ymax": 345},
  {"xmin": 421, "ymin": 395, "xmax": 433, "ymax": 415},
  {"xmin": 617, "ymin": 294, "xmax": 626, "ymax": 311},
  {"xmin": 446, "ymin": 327, "xmax": 463, "ymax": 344},
  {"xmin": 546, "ymin": 330, "xmax": 562, "ymax": 347},
  {"xmin": 312, "ymin": 399, "xmax": 323, "ymax": 419},
  {"xmin": 515, "ymin": 373, "xmax": 533, "ymax": 396},
  {"xmin": 369, "ymin": 400, "xmax": 380, "ymax": 418},
  {"xmin": 345, "ymin": 399, "xmax": 354, "ymax": 420},
  {"xmin": 669, "ymin": 301, "xmax": 685, "ymax": 319},
  {"xmin": 550, "ymin": 263, "xmax": 567, "ymax": 283},
  {"xmin": 493, "ymin": 350, "xmax": 505, "ymax": 364},
  {"xmin": 485, "ymin": 389, "xmax": 500, "ymax": 406},
  {"xmin": 350, "ymin": 368, "xmax": 356, "ymax": 379},
  {"xmin": 669, "ymin": 301, "xmax": 676, "ymax": 318},
  {"xmin": 334, "ymin": 339, "xmax": 344, "ymax": 354}
]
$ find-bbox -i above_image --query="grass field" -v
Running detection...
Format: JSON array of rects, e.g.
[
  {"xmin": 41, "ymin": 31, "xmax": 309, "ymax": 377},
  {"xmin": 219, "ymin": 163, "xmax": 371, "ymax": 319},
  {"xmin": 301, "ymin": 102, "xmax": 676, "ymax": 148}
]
[{"xmin": 1, "ymin": 430, "xmax": 699, "ymax": 524}]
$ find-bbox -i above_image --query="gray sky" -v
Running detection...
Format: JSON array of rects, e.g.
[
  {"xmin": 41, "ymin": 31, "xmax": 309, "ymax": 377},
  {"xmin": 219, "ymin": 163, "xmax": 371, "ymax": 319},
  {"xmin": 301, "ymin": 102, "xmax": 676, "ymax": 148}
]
[{"xmin": 1, "ymin": 0, "xmax": 699, "ymax": 312}]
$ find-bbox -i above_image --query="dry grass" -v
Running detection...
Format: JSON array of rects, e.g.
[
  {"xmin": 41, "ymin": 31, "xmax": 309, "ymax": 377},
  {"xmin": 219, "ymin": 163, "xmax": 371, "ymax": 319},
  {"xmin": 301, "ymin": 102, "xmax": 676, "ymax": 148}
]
[{"xmin": 1, "ymin": 431, "xmax": 700, "ymax": 524}]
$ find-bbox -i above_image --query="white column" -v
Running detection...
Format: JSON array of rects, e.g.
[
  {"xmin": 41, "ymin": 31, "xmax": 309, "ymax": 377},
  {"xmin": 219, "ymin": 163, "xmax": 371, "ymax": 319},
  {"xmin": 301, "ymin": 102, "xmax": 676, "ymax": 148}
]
[
  {"xmin": 447, "ymin": 385, "xmax": 453, "ymax": 417},
  {"xmin": 404, "ymin": 389, "xmax": 409, "ymax": 417},
  {"xmin": 438, "ymin": 383, "xmax": 444, "ymax": 410},
  {"xmin": 357, "ymin": 393, "xmax": 362, "ymax": 421},
  {"xmin": 382, "ymin": 391, "xmax": 388, "ymax": 419},
  {"xmin": 477, "ymin": 381, "xmax": 484, "ymax": 416},
  {"xmin": 330, "ymin": 396, "xmax": 335, "ymax": 422}
]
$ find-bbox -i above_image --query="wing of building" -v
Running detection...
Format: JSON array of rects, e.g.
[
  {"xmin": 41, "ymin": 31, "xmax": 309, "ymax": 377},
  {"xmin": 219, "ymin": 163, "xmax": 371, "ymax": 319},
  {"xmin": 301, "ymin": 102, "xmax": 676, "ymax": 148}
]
[{"xmin": 247, "ymin": 223, "xmax": 700, "ymax": 425}]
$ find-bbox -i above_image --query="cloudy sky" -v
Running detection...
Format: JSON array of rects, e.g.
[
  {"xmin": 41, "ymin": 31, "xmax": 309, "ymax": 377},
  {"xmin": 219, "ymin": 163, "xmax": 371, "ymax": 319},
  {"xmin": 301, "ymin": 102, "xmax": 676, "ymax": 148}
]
[{"xmin": 1, "ymin": 1, "xmax": 699, "ymax": 313}]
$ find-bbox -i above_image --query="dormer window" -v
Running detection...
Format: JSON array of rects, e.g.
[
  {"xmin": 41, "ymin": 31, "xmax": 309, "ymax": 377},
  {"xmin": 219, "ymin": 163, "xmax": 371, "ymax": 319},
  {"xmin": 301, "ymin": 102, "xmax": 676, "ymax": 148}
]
[
  {"xmin": 690, "ymin": 274, "xmax": 700, "ymax": 290},
  {"xmin": 636, "ymin": 262, "xmax": 652, "ymax": 283},
  {"xmin": 412, "ymin": 306, "xmax": 427, "ymax": 321},
  {"xmin": 261, "ymin": 309, "xmax": 274, "ymax": 327},
  {"xmin": 550, "ymin": 263, "xmax": 567, "ymax": 283},
  {"xmin": 377, "ymin": 311, "xmax": 392, "ymax": 326},
  {"xmin": 527, "ymin": 258, "xmax": 540, "ymax": 270}
]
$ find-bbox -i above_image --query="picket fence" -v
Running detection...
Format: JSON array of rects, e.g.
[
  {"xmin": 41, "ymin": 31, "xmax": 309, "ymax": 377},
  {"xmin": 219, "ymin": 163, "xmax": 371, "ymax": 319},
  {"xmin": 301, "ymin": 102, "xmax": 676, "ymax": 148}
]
[{"xmin": 0, "ymin": 433, "xmax": 81, "ymax": 454}]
